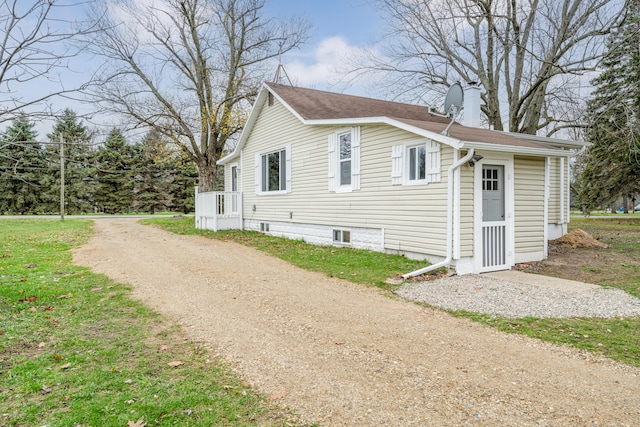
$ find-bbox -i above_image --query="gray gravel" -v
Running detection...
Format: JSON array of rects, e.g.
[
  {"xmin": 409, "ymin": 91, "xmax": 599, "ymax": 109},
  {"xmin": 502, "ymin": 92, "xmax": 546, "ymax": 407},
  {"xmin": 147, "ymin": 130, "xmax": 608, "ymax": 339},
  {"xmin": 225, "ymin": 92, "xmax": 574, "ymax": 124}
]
[{"xmin": 396, "ymin": 274, "xmax": 640, "ymax": 318}]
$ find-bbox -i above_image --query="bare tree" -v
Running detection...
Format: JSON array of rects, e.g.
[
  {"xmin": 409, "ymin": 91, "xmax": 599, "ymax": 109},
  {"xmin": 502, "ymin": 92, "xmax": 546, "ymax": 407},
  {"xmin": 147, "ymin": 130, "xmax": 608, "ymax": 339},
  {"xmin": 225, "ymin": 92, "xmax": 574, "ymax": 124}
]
[
  {"xmin": 353, "ymin": 0, "xmax": 625, "ymax": 135},
  {"xmin": 0, "ymin": 0, "xmax": 96, "ymax": 124},
  {"xmin": 85, "ymin": 0, "xmax": 308, "ymax": 192}
]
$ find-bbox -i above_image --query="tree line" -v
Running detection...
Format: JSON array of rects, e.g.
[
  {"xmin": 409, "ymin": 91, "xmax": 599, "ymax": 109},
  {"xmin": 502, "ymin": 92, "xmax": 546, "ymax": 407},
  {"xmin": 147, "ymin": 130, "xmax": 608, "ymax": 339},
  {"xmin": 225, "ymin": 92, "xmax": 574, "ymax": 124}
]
[{"xmin": 0, "ymin": 109, "xmax": 198, "ymax": 215}]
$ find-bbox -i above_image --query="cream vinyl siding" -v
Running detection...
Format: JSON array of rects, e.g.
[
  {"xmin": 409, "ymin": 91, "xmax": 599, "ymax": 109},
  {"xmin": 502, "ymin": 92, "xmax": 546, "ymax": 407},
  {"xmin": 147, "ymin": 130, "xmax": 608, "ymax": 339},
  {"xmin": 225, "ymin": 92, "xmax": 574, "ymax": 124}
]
[
  {"xmin": 514, "ymin": 156, "xmax": 545, "ymax": 254},
  {"xmin": 548, "ymin": 156, "xmax": 570, "ymax": 224},
  {"xmin": 548, "ymin": 157, "xmax": 562, "ymax": 223},
  {"xmin": 241, "ymin": 99, "xmax": 450, "ymax": 257},
  {"xmin": 458, "ymin": 165, "xmax": 475, "ymax": 257}
]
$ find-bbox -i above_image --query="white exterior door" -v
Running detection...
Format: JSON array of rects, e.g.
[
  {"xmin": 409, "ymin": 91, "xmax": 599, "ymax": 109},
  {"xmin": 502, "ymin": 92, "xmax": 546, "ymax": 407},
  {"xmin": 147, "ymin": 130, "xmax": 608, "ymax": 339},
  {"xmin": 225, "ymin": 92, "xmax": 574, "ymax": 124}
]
[
  {"xmin": 474, "ymin": 157, "xmax": 514, "ymax": 273},
  {"xmin": 481, "ymin": 165, "xmax": 507, "ymax": 269}
]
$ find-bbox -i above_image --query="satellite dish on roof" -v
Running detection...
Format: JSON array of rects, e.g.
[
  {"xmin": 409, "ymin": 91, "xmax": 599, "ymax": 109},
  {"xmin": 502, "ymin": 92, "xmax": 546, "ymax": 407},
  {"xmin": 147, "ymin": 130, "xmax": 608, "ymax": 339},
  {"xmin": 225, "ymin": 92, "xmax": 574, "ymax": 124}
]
[
  {"xmin": 427, "ymin": 81, "xmax": 465, "ymax": 136},
  {"xmin": 444, "ymin": 82, "xmax": 464, "ymax": 118}
]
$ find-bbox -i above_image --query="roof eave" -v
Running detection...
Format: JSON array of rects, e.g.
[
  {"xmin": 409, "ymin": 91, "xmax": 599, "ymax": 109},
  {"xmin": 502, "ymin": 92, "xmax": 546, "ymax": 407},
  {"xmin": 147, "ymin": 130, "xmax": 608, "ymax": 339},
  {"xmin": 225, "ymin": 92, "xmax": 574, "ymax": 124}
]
[
  {"xmin": 500, "ymin": 131, "xmax": 589, "ymax": 150},
  {"xmin": 305, "ymin": 117, "xmax": 464, "ymax": 149},
  {"xmin": 461, "ymin": 141, "xmax": 574, "ymax": 157},
  {"xmin": 218, "ymin": 83, "xmax": 270, "ymax": 165}
]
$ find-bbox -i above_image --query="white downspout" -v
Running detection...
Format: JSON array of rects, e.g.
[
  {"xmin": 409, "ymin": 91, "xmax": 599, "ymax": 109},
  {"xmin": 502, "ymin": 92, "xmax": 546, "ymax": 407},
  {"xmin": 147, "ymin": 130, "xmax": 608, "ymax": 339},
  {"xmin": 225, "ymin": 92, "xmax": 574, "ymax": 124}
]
[
  {"xmin": 560, "ymin": 157, "xmax": 565, "ymax": 224},
  {"xmin": 403, "ymin": 148, "xmax": 475, "ymax": 279}
]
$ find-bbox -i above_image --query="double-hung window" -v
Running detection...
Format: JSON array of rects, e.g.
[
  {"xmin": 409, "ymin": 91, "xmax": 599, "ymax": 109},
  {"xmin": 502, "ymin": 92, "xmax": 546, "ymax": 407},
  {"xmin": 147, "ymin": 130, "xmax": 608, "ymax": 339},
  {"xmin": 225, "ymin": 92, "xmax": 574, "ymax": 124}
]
[
  {"xmin": 391, "ymin": 139, "xmax": 441, "ymax": 185},
  {"xmin": 255, "ymin": 145, "xmax": 291, "ymax": 194},
  {"xmin": 328, "ymin": 127, "xmax": 361, "ymax": 192}
]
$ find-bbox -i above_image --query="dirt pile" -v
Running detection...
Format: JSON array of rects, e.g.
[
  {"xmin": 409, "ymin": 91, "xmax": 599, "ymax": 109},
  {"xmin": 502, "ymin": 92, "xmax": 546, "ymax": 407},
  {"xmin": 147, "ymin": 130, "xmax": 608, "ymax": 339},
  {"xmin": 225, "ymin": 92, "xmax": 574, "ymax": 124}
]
[{"xmin": 551, "ymin": 228, "xmax": 608, "ymax": 249}]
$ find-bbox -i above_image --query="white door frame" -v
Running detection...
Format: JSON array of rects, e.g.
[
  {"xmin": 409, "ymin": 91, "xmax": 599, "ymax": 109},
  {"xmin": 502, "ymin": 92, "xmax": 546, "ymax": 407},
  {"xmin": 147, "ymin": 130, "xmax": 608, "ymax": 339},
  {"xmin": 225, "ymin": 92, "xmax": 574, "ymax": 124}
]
[
  {"xmin": 230, "ymin": 162, "xmax": 239, "ymax": 213},
  {"xmin": 473, "ymin": 153, "xmax": 515, "ymax": 273}
]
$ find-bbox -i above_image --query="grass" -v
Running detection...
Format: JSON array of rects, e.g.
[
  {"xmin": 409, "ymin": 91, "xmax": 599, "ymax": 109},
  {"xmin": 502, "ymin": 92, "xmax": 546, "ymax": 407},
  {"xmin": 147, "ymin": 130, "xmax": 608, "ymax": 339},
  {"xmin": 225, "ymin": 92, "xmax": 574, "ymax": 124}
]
[
  {"xmin": 143, "ymin": 216, "xmax": 640, "ymax": 368},
  {"xmin": 0, "ymin": 219, "xmax": 299, "ymax": 427},
  {"xmin": 570, "ymin": 217, "xmax": 640, "ymax": 299},
  {"xmin": 572, "ymin": 209, "xmax": 640, "ymax": 217}
]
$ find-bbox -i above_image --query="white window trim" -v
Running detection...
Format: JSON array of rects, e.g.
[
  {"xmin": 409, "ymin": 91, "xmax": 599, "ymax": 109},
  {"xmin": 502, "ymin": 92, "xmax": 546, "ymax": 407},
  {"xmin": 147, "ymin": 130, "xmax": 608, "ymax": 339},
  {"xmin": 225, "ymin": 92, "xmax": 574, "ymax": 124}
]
[
  {"xmin": 255, "ymin": 144, "xmax": 291, "ymax": 196},
  {"xmin": 229, "ymin": 162, "xmax": 239, "ymax": 192},
  {"xmin": 328, "ymin": 127, "xmax": 360, "ymax": 193},
  {"xmin": 391, "ymin": 139, "xmax": 441, "ymax": 186}
]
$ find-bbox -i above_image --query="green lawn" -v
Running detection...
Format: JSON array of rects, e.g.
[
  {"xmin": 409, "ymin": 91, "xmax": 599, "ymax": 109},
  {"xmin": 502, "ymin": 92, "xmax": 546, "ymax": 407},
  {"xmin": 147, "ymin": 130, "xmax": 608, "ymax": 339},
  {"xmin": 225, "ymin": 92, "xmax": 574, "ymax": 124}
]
[
  {"xmin": 144, "ymin": 216, "xmax": 640, "ymax": 367},
  {"xmin": 0, "ymin": 219, "xmax": 300, "ymax": 427}
]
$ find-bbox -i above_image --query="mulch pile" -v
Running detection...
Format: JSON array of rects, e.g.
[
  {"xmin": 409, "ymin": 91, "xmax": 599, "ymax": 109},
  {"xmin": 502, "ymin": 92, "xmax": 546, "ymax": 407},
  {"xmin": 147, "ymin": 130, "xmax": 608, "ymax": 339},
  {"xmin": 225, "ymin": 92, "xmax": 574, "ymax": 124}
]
[{"xmin": 550, "ymin": 228, "xmax": 608, "ymax": 249}]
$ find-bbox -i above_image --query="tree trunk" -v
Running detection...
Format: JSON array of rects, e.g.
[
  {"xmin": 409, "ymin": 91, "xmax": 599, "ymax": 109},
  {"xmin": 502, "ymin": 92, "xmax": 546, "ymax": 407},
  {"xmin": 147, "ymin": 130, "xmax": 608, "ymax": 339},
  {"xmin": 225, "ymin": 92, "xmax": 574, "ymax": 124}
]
[{"xmin": 197, "ymin": 156, "xmax": 219, "ymax": 193}]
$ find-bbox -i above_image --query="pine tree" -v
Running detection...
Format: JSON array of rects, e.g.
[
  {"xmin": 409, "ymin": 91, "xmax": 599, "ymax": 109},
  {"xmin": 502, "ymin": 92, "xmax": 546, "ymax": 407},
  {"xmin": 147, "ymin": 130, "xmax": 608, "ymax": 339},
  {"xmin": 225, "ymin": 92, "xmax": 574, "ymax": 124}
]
[
  {"xmin": 94, "ymin": 129, "xmax": 136, "ymax": 214},
  {"xmin": 171, "ymin": 150, "xmax": 198, "ymax": 214},
  {"xmin": 133, "ymin": 129, "xmax": 175, "ymax": 214},
  {"xmin": 579, "ymin": 1, "xmax": 640, "ymax": 212},
  {"xmin": 45, "ymin": 109, "xmax": 96, "ymax": 214},
  {"xmin": 0, "ymin": 115, "xmax": 48, "ymax": 214}
]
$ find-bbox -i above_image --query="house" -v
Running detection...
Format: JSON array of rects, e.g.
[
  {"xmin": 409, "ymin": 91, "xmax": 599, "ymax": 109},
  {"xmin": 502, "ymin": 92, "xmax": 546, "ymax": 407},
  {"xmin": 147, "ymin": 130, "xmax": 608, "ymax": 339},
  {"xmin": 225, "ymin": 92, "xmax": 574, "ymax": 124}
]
[{"xmin": 205, "ymin": 82, "xmax": 585, "ymax": 276}]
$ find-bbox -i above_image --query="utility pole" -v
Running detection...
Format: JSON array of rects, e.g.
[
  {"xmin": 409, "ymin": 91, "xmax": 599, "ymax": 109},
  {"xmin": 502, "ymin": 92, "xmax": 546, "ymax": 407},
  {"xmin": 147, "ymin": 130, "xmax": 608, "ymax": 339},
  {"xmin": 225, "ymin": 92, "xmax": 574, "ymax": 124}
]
[{"xmin": 60, "ymin": 134, "xmax": 65, "ymax": 222}]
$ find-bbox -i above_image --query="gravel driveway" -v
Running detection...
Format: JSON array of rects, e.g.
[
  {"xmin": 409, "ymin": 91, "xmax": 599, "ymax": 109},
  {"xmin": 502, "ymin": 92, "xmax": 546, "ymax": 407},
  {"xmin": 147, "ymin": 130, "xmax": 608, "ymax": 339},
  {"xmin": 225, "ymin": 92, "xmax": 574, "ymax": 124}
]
[
  {"xmin": 397, "ymin": 272, "xmax": 640, "ymax": 318},
  {"xmin": 73, "ymin": 218, "xmax": 640, "ymax": 427}
]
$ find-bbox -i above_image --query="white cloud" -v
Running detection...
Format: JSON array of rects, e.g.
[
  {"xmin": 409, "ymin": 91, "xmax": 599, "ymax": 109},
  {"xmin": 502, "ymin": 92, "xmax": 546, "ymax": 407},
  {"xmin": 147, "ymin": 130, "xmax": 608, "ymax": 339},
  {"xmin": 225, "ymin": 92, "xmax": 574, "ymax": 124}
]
[{"xmin": 283, "ymin": 36, "xmax": 382, "ymax": 92}]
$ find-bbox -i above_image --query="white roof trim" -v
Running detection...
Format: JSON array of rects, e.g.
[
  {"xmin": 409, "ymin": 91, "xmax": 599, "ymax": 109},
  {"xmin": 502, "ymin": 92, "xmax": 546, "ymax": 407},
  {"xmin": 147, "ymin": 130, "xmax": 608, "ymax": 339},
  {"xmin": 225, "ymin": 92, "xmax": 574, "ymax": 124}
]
[
  {"xmin": 461, "ymin": 141, "xmax": 573, "ymax": 157},
  {"xmin": 304, "ymin": 117, "xmax": 463, "ymax": 149},
  {"xmin": 500, "ymin": 131, "xmax": 589, "ymax": 149},
  {"xmin": 218, "ymin": 84, "xmax": 269, "ymax": 165}
]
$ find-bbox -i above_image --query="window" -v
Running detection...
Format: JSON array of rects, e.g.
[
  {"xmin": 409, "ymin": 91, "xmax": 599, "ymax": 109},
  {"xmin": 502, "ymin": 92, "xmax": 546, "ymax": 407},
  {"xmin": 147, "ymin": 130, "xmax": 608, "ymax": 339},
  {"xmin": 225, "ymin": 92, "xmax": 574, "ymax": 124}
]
[
  {"xmin": 328, "ymin": 127, "xmax": 360, "ymax": 192},
  {"xmin": 262, "ymin": 149, "xmax": 286, "ymax": 192},
  {"xmin": 255, "ymin": 145, "xmax": 291, "ymax": 194},
  {"xmin": 339, "ymin": 132, "xmax": 352, "ymax": 186},
  {"xmin": 408, "ymin": 145, "xmax": 427, "ymax": 181},
  {"xmin": 483, "ymin": 167, "xmax": 499, "ymax": 191},
  {"xmin": 333, "ymin": 229, "xmax": 351, "ymax": 244},
  {"xmin": 391, "ymin": 140, "xmax": 441, "ymax": 185}
]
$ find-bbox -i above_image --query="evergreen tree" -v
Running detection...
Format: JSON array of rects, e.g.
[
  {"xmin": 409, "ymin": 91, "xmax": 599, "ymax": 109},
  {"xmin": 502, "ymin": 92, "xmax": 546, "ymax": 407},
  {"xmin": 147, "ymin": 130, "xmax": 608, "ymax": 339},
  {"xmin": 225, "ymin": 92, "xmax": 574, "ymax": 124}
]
[
  {"xmin": 45, "ymin": 109, "xmax": 96, "ymax": 214},
  {"xmin": 171, "ymin": 150, "xmax": 198, "ymax": 214},
  {"xmin": 133, "ymin": 129, "xmax": 175, "ymax": 214},
  {"xmin": 579, "ymin": 2, "xmax": 640, "ymax": 212},
  {"xmin": 94, "ymin": 129, "xmax": 136, "ymax": 214},
  {"xmin": 0, "ymin": 115, "xmax": 48, "ymax": 214}
]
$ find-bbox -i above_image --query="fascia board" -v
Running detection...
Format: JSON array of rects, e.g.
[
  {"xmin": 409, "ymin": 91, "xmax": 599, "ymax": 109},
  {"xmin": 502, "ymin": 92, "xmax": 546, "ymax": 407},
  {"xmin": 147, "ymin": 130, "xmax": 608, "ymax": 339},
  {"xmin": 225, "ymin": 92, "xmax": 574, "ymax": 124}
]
[
  {"xmin": 218, "ymin": 84, "xmax": 269, "ymax": 165},
  {"xmin": 461, "ymin": 141, "xmax": 574, "ymax": 157},
  {"xmin": 264, "ymin": 82, "xmax": 308, "ymax": 123},
  {"xmin": 500, "ymin": 131, "xmax": 589, "ymax": 149},
  {"xmin": 304, "ymin": 117, "xmax": 463, "ymax": 149}
]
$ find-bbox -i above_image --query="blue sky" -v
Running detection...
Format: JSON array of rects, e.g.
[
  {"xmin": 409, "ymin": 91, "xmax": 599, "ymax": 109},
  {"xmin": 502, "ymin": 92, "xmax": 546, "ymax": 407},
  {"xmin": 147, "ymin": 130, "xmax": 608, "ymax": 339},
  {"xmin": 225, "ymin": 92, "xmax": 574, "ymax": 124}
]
[
  {"xmin": 261, "ymin": 0, "xmax": 383, "ymax": 90},
  {"xmin": 4, "ymin": 0, "xmax": 385, "ymax": 136},
  {"xmin": 266, "ymin": 0, "xmax": 381, "ymax": 45}
]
